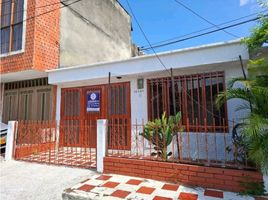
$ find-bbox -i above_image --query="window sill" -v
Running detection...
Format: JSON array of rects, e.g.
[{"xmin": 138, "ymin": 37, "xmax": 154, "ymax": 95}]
[{"xmin": 0, "ymin": 49, "xmax": 25, "ymax": 58}]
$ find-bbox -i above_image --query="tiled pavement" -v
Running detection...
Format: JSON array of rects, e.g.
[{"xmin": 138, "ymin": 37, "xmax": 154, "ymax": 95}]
[
  {"xmin": 18, "ymin": 148, "xmax": 96, "ymax": 168},
  {"xmin": 63, "ymin": 174, "xmax": 254, "ymax": 200}
]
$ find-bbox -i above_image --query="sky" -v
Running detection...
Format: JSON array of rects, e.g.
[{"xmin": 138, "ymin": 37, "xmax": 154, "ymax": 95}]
[{"xmin": 118, "ymin": 0, "xmax": 267, "ymax": 53}]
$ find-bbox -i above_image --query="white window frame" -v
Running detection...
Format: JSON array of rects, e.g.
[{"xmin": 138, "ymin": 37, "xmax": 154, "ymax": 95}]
[{"xmin": 0, "ymin": 0, "xmax": 28, "ymax": 58}]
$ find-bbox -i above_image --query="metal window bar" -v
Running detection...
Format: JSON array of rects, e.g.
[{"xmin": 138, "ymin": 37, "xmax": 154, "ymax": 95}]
[{"xmin": 147, "ymin": 71, "xmax": 228, "ymax": 132}]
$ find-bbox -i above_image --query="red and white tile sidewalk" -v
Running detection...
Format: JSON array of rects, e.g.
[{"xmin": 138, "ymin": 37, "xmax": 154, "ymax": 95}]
[{"xmin": 62, "ymin": 174, "xmax": 255, "ymax": 200}]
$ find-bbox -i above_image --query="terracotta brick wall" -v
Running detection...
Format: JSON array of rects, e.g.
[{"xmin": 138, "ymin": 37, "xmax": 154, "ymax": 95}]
[
  {"xmin": 33, "ymin": 0, "xmax": 60, "ymax": 71},
  {"xmin": 0, "ymin": 0, "xmax": 60, "ymax": 74},
  {"xmin": 104, "ymin": 157, "xmax": 263, "ymax": 193}
]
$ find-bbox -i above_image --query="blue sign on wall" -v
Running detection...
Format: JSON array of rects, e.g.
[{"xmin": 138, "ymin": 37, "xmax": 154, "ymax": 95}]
[{"xmin": 87, "ymin": 90, "xmax": 100, "ymax": 112}]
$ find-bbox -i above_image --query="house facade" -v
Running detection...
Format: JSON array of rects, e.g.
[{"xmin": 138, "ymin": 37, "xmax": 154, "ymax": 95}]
[
  {"xmin": 0, "ymin": 0, "xmax": 133, "ymax": 123},
  {"xmin": 47, "ymin": 40, "xmax": 250, "ymax": 162},
  {"xmin": 2, "ymin": 1, "xmax": 266, "ymax": 193},
  {"xmin": 49, "ymin": 40, "xmax": 248, "ymax": 127}
]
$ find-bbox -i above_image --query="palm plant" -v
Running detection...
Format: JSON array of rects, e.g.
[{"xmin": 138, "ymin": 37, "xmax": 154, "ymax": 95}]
[
  {"xmin": 216, "ymin": 59, "xmax": 268, "ymax": 174},
  {"xmin": 217, "ymin": 12, "xmax": 268, "ymax": 174},
  {"xmin": 141, "ymin": 112, "xmax": 182, "ymax": 161}
]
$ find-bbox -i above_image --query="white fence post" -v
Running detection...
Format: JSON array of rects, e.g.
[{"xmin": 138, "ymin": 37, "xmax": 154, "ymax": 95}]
[
  {"xmin": 264, "ymin": 175, "xmax": 268, "ymax": 194},
  {"xmin": 97, "ymin": 119, "xmax": 108, "ymax": 173},
  {"xmin": 5, "ymin": 121, "xmax": 18, "ymax": 161}
]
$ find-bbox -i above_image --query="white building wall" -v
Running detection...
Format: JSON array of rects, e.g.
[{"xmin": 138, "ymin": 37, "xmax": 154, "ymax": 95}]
[
  {"xmin": 48, "ymin": 40, "xmax": 250, "ymax": 164},
  {"xmin": 130, "ymin": 78, "xmax": 148, "ymax": 125}
]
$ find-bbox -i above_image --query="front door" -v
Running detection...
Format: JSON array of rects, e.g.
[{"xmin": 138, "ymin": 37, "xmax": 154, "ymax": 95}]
[
  {"xmin": 61, "ymin": 82, "xmax": 131, "ymax": 149},
  {"xmin": 108, "ymin": 82, "xmax": 131, "ymax": 150},
  {"xmin": 83, "ymin": 85, "xmax": 107, "ymax": 148}
]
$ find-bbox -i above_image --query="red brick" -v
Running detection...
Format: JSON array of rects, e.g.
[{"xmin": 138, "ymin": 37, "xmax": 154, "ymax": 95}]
[
  {"xmin": 180, "ymin": 170, "xmax": 197, "ymax": 176},
  {"xmin": 132, "ymin": 160, "xmax": 145, "ymax": 166},
  {"xmin": 189, "ymin": 165, "xmax": 205, "ymax": 172},
  {"xmin": 158, "ymin": 172, "xmax": 174, "ymax": 178},
  {"xmin": 151, "ymin": 175, "xmax": 166, "ymax": 181},
  {"xmin": 204, "ymin": 189, "xmax": 224, "ymax": 198},
  {"xmin": 176, "ymin": 174, "xmax": 189, "ymax": 180},
  {"xmin": 179, "ymin": 192, "xmax": 198, "ymax": 200},
  {"xmin": 126, "ymin": 179, "xmax": 143, "ymax": 185},
  {"xmin": 159, "ymin": 162, "xmax": 173, "ymax": 169},
  {"xmin": 173, "ymin": 164, "xmax": 189, "ymax": 170},
  {"xmin": 105, "ymin": 162, "xmax": 114, "ymax": 166},
  {"xmin": 96, "ymin": 175, "xmax": 112, "ymax": 181},
  {"xmin": 166, "ymin": 168, "xmax": 175, "ymax": 173},
  {"xmin": 224, "ymin": 169, "xmax": 244, "ymax": 177},
  {"xmin": 189, "ymin": 176, "xmax": 205, "ymax": 183},
  {"xmin": 137, "ymin": 186, "xmax": 155, "ymax": 195},
  {"xmin": 144, "ymin": 160, "xmax": 159, "ymax": 167},
  {"xmin": 197, "ymin": 172, "xmax": 213, "ymax": 178},
  {"xmin": 153, "ymin": 196, "xmax": 172, "ymax": 200},
  {"xmin": 205, "ymin": 167, "xmax": 225, "ymax": 174},
  {"xmin": 77, "ymin": 184, "xmax": 95, "ymax": 192},
  {"xmin": 214, "ymin": 174, "xmax": 233, "ymax": 180},
  {"xmin": 162, "ymin": 183, "xmax": 179, "ymax": 191},
  {"xmin": 138, "ymin": 165, "xmax": 152, "ymax": 171},
  {"xmin": 103, "ymin": 158, "xmax": 263, "ymax": 193},
  {"xmin": 206, "ymin": 178, "xmax": 225, "ymax": 185},
  {"xmin": 121, "ymin": 167, "xmax": 131, "ymax": 172},
  {"xmin": 119, "ymin": 158, "xmax": 132, "ymax": 164},
  {"xmin": 243, "ymin": 171, "xmax": 263, "ymax": 180},
  {"xmin": 101, "ymin": 181, "xmax": 120, "ymax": 188},
  {"xmin": 155, "ymin": 167, "xmax": 166, "ymax": 172},
  {"xmin": 132, "ymin": 169, "xmax": 144, "ymax": 174},
  {"xmin": 111, "ymin": 190, "xmax": 131, "ymax": 198}
]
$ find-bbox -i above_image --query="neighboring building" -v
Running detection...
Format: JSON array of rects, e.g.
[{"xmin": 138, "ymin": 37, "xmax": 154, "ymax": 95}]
[{"xmin": 0, "ymin": 0, "xmax": 133, "ymax": 123}]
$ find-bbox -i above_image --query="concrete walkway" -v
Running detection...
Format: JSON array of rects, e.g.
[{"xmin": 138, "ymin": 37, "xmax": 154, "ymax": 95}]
[{"xmin": 0, "ymin": 160, "xmax": 97, "ymax": 200}]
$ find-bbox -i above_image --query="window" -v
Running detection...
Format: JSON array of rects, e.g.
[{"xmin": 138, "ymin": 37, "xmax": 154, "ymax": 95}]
[
  {"xmin": 3, "ymin": 78, "xmax": 53, "ymax": 123},
  {"xmin": 1, "ymin": 0, "xmax": 24, "ymax": 54},
  {"xmin": 147, "ymin": 71, "xmax": 228, "ymax": 132}
]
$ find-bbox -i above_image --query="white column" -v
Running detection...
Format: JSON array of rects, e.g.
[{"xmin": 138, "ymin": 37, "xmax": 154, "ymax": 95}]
[
  {"xmin": 264, "ymin": 175, "xmax": 268, "ymax": 194},
  {"xmin": 5, "ymin": 121, "xmax": 18, "ymax": 161},
  {"xmin": 97, "ymin": 119, "xmax": 108, "ymax": 173},
  {"xmin": 56, "ymin": 85, "xmax": 61, "ymax": 125},
  {"xmin": 55, "ymin": 86, "xmax": 61, "ymax": 151}
]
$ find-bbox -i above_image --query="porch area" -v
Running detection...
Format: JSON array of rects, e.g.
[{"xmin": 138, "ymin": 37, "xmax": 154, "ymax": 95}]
[
  {"xmin": 5, "ymin": 116, "xmax": 263, "ymax": 194},
  {"xmin": 12, "ymin": 118, "xmax": 252, "ymax": 170}
]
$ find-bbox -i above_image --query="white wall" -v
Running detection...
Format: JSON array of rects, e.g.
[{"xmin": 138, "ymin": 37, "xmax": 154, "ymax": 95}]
[
  {"xmin": 130, "ymin": 78, "xmax": 148, "ymax": 125},
  {"xmin": 49, "ymin": 40, "xmax": 250, "ymax": 163}
]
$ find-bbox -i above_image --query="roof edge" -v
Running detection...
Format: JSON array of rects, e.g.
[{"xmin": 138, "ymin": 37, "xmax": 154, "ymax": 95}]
[{"xmin": 47, "ymin": 39, "xmax": 246, "ymax": 73}]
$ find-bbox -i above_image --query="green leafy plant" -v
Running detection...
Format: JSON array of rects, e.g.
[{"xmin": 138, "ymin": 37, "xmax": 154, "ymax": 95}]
[
  {"xmin": 216, "ymin": 11, "xmax": 268, "ymax": 176},
  {"xmin": 239, "ymin": 176, "xmax": 266, "ymax": 196},
  {"xmin": 141, "ymin": 112, "xmax": 182, "ymax": 161}
]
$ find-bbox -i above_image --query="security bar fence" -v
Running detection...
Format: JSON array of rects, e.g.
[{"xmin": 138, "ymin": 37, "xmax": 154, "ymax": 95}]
[
  {"xmin": 14, "ymin": 120, "xmax": 97, "ymax": 169},
  {"xmin": 147, "ymin": 71, "xmax": 228, "ymax": 132},
  {"xmin": 107, "ymin": 118, "xmax": 253, "ymax": 170},
  {"xmin": 13, "ymin": 118, "xmax": 252, "ymax": 170}
]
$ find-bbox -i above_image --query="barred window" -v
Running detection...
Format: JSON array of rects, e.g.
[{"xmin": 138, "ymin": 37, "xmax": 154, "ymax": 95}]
[
  {"xmin": 1, "ymin": 0, "xmax": 24, "ymax": 54},
  {"xmin": 147, "ymin": 71, "xmax": 228, "ymax": 132}
]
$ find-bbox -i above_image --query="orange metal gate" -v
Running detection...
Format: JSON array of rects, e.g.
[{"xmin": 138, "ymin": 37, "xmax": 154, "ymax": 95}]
[
  {"xmin": 61, "ymin": 82, "xmax": 131, "ymax": 150},
  {"xmin": 14, "ymin": 121, "xmax": 97, "ymax": 169}
]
